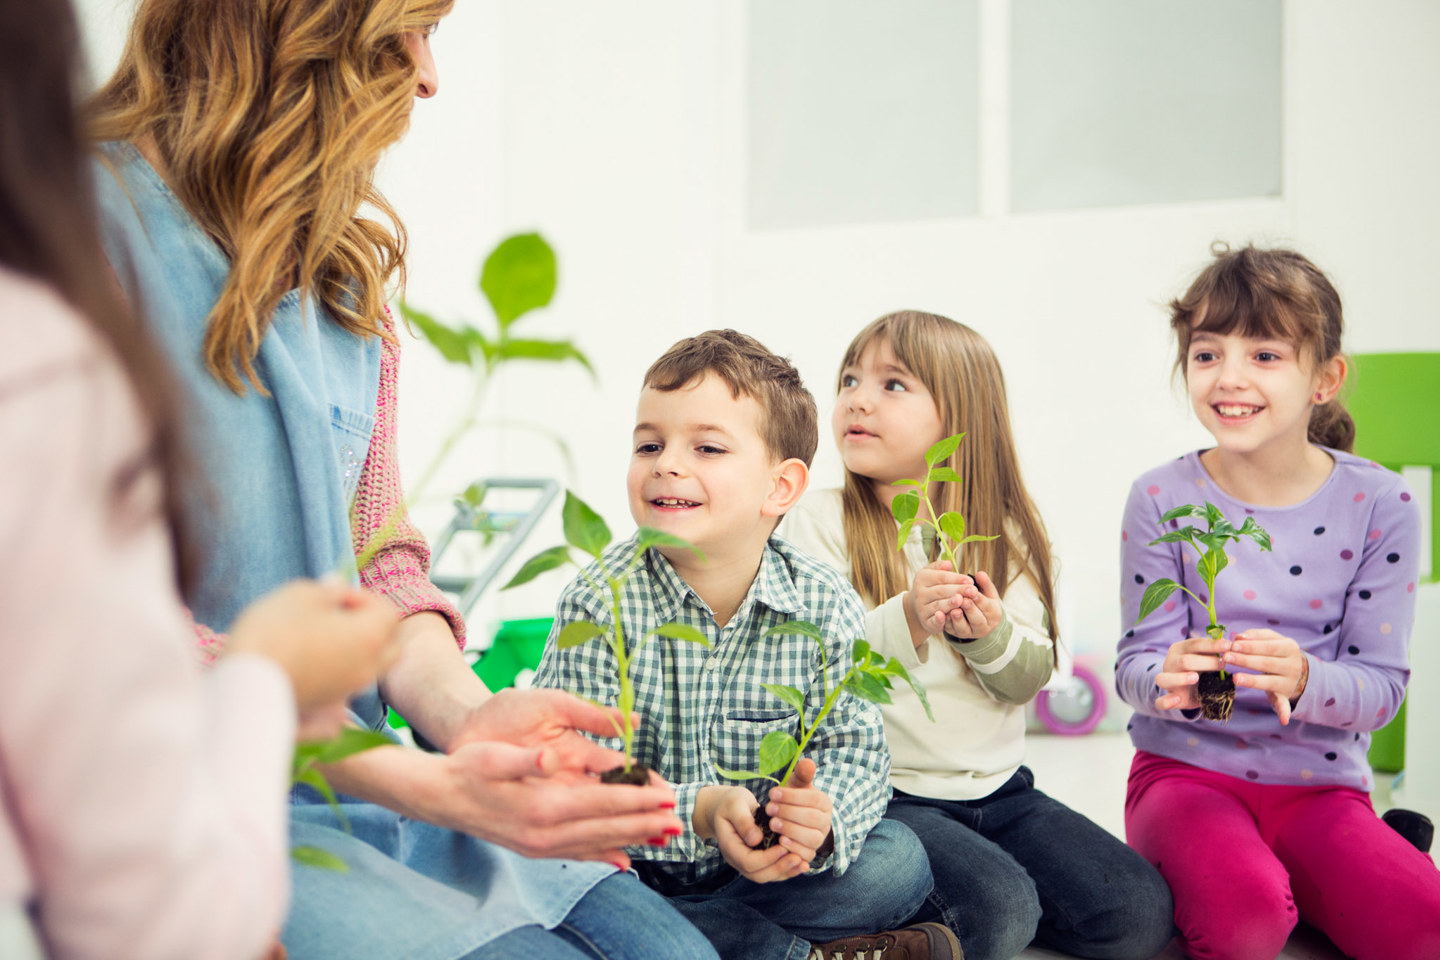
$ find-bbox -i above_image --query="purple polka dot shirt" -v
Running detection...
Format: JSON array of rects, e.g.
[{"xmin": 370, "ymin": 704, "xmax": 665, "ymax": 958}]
[{"xmin": 1117, "ymin": 449, "xmax": 1419, "ymax": 790}]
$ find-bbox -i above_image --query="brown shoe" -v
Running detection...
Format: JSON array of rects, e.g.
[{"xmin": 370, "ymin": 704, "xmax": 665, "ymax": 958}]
[{"xmin": 806, "ymin": 922, "xmax": 963, "ymax": 959}]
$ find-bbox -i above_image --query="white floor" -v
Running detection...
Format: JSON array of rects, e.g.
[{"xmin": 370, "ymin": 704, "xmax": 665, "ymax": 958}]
[{"xmin": 1012, "ymin": 730, "xmax": 1421, "ymax": 960}]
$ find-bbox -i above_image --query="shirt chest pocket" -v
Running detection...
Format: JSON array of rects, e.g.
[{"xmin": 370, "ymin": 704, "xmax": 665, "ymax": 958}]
[
  {"xmin": 713, "ymin": 709, "xmax": 800, "ymax": 775},
  {"xmin": 329, "ymin": 403, "xmax": 375, "ymax": 503}
]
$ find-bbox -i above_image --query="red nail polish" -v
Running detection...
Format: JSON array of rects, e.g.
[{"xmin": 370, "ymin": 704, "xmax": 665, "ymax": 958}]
[
  {"xmin": 658, "ymin": 801, "xmax": 676, "ymax": 810},
  {"xmin": 663, "ymin": 826, "xmax": 683, "ymax": 837},
  {"xmin": 647, "ymin": 837, "xmax": 667, "ymax": 846}
]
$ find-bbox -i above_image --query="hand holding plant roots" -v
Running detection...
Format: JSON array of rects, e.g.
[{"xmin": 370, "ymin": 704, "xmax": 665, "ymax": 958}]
[
  {"xmin": 715, "ymin": 624, "xmax": 932, "ymax": 860},
  {"xmin": 504, "ymin": 491, "xmax": 711, "ymax": 783},
  {"xmin": 1135, "ymin": 502, "xmax": 1272, "ymax": 722}
]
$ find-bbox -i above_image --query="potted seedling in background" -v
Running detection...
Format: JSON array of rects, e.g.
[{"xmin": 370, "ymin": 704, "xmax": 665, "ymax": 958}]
[
  {"xmin": 891, "ymin": 433, "xmax": 998, "ymax": 574},
  {"xmin": 716, "ymin": 626, "xmax": 933, "ymax": 854},
  {"xmin": 502, "ymin": 491, "xmax": 712, "ymax": 784},
  {"xmin": 1134, "ymin": 502, "xmax": 1272, "ymax": 722},
  {"xmin": 401, "ymin": 232, "xmax": 594, "ymax": 508}
]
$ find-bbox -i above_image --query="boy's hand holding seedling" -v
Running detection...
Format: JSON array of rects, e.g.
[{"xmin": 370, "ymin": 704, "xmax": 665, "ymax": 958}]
[
  {"xmin": 694, "ymin": 783, "xmax": 811, "ymax": 883},
  {"xmin": 1135, "ymin": 502, "xmax": 1272, "ymax": 722},
  {"xmin": 892, "ymin": 433, "xmax": 998, "ymax": 649}
]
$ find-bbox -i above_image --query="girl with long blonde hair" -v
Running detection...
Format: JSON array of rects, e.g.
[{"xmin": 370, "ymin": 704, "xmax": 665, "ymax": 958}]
[
  {"xmin": 782, "ymin": 311, "xmax": 1174, "ymax": 960},
  {"xmin": 87, "ymin": 2, "xmax": 716, "ymax": 958}
]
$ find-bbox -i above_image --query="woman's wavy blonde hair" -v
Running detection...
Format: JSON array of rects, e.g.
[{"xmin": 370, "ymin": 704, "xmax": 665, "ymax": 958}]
[
  {"xmin": 838, "ymin": 311, "xmax": 1059, "ymax": 658},
  {"xmin": 88, "ymin": 0, "xmax": 453, "ymax": 394}
]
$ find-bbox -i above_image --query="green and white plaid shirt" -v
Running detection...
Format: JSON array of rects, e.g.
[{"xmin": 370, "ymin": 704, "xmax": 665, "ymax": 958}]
[{"xmin": 533, "ymin": 533, "xmax": 891, "ymax": 884}]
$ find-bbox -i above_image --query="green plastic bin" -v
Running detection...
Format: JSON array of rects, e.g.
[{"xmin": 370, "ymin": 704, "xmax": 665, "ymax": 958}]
[{"xmin": 1346, "ymin": 353, "xmax": 1440, "ymax": 774}]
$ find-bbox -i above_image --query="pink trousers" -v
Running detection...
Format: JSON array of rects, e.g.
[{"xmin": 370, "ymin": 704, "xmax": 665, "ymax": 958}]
[{"xmin": 1125, "ymin": 751, "xmax": 1440, "ymax": 960}]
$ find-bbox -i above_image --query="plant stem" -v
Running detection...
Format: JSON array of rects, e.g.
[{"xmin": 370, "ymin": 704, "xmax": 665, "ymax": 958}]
[
  {"xmin": 411, "ymin": 368, "xmax": 490, "ymax": 505},
  {"xmin": 607, "ymin": 576, "xmax": 635, "ymax": 768},
  {"xmin": 920, "ymin": 484, "xmax": 960, "ymax": 571}
]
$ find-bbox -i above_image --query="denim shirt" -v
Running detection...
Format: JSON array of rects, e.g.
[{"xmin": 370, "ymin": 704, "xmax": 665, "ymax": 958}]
[{"xmin": 92, "ymin": 142, "xmax": 382, "ymax": 637}]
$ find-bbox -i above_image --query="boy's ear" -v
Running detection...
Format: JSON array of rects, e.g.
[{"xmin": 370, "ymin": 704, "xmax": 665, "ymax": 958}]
[{"xmin": 763, "ymin": 458, "xmax": 809, "ymax": 518}]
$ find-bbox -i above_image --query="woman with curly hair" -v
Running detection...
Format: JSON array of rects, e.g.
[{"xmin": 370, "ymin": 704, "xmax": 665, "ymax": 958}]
[{"xmin": 88, "ymin": 1, "xmax": 716, "ymax": 957}]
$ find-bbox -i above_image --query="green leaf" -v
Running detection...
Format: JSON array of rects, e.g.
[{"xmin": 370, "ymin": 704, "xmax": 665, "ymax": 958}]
[
  {"xmin": 493, "ymin": 338, "xmax": 596, "ymax": 381},
  {"xmin": 557, "ymin": 620, "xmax": 606, "ymax": 649},
  {"xmin": 636, "ymin": 527, "xmax": 703, "ymax": 559},
  {"xmin": 1136, "ymin": 579, "xmax": 1181, "ymax": 623},
  {"xmin": 1158, "ymin": 504, "xmax": 1207, "ymax": 524},
  {"xmin": 851, "ymin": 638, "xmax": 872, "ymax": 663},
  {"xmin": 895, "ymin": 519, "xmax": 916, "ymax": 553},
  {"xmin": 928, "ymin": 467, "xmax": 962, "ymax": 483},
  {"xmin": 1203, "ymin": 502, "xmax": 1225, "ymax": 527},
  {"xmin": 891, "ymin": 478, "xmax": 922, "ymax": 488},
  {"xmin": 886, "ymin": 658, "xmax": 934, "ymax": 721},
  {"xmin": 925, "ymin": 433, "xmax": 965, "ymax": 468},
  {"xmin": 937, "ymin": 511, "xmax": 966, "ymax": 544},
  {"xmin": 844, "ymin": 671, "xmax": 893, "ymax": 704},
  {"xmin": 480, "ymin": 232, "xmax": 557, "ymax": 329},
  {"xmin": 714, "ymin": 764, "xmax": 768, "ymax": 782},
  {"xmin": 312, "ymin": 728, "xmax": 393, "ymax": 765},
  {"xmin": 292, "ymin": 845, "xmax": 350, "ymax": 872},
  {"xmin": 461, "ymin": 481, "xmax": 487, "ymax": 508},
  {"xmin": 653, "ymin": 622, "xmax": 711, "ymax": 647},
  {"xmin": 757, "ymin": 731, "xmax": 800, "ymax": 776},
  {"xmin": 502, "ymin": 545, "xmax": 572, "ymax": 589},
  {"xmin": 891, "ymin": 492, "xmax": 920, "ymax": 524},
  {"xmin": 1150, "ymin": 529, "xmax": 1199, "ymax": 546},
  {"xmin": 1239, "ymin": 517, "xmax": 1273, "ymax": 552},
  {"xmin": 1197, "ymin": 548, "xmax": 1228, "ymax": 588},
  {"xmin": 760, "ymin": 683, "xmax": 806, "ymax": 713},
  {"xmin": 958, "ymin": 534, "xmax": 999, "ymax": 545},
  {"xmin": 764, "ymin": 620, "xmax": 825, "ymax": 641},
  {"xmin": 562, "ymin": 490, "xmax": 612, "ymax": 559},
  {"xmin": 465, "ymin": 326, "xmax": 497, "ymax": 366},
  {"xmin": 400, "ymin": 302, "xmax": 470, "ymax": 366}
]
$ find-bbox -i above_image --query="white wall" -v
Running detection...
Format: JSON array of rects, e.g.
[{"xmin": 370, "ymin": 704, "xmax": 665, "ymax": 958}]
[{"xmin": 76, "ymin": 1, "xmax": 1440, "ymax": 654}]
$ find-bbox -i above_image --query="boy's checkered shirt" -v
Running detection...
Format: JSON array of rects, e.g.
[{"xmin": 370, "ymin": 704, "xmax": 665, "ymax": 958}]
[{"xmin": 532, "ymin": 532, "xmax": 891, "ymax": 884}]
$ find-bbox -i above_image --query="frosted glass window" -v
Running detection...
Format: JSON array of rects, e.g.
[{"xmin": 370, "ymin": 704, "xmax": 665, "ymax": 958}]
[
  {"xmin": 1011, "ymin": 0, "xmax": 1282, "ymax": 212},
  {"xmin": 748, "ymin": 0, "xmax": 979, "ymax": 229}
]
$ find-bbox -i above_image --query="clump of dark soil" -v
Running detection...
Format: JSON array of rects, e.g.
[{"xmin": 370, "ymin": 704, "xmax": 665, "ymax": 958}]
[
  {"xmin": 1197, "ymin": 671, "xmax": 1236, "ymax": 722},
  {"xmin": 599, "ymin": 763, "xmax": 653, "ymax": 786},
  {"xmin": 751, "ymin": 795, "xmax": 835, "ymax": 867}
]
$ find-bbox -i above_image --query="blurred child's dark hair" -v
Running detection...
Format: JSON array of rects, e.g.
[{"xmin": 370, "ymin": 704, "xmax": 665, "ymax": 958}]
[
  {"xmin": 1170, "ymin": 243, "xmax": 1354, "ymax": 452},
  {"xmin": 643, "ymin": 329, "xmax": 818, "ymax": 467}
]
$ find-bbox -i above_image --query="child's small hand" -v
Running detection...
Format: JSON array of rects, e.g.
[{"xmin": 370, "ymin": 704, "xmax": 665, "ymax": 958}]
[
  {"xmin": 1154, "ymin": 635, "xmax": 1231, "ymax": 711},
  {"xmin": 765, "ymin": 758, "xmax": 834, "ymax": 866},
  {"xmin": 1224, "ymin": 628, "xmax": 1308, "ymax": 725},
  {"xmin": 709, "ymin": 787, "xmax": 808, "ymax": 883},
  {"xmin": 941, "ymin": 570, "xmax": 1003, "ymax": 640},
  {"xmin": 907, "ymin": 561, "xmax": 971, "ymax": 645}
]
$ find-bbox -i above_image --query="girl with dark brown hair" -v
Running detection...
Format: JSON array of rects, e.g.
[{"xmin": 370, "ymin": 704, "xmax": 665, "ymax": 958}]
[{"xmin": 0, "ymin": 0, "xmax": 400, "ymax": 956}]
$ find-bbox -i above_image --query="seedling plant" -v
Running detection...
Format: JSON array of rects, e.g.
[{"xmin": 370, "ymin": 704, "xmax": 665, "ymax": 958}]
[
  {"xmin": 716, "ymin": 625, "xmax": 933, "ymax": 850},
  {"xmin": 290, "ymin": 726, "xmax": 395, "ymax": 871},
  {"xmin": 1134, "ymin": 502, "xmax": 1272, "ymax": 721},
  {"xmin": 890, "ymin": 433, "xmax": 997, "ymax": 573},
  {"xmin": 503, "ymin": 490, "xmax": 712, "ymax": 783}
]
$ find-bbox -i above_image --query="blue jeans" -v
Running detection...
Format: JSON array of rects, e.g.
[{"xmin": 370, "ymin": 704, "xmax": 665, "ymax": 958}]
[
  {"xmin": 467, "ymin": 873, "xmax": 719, "ymax": 960},
  {"xmin": 635, "ymin": 818, "xmax": 932, "ymax": 960},
  {"xmin": 888, "ymin": 767, "xmax": 1175, "ymax": 960}
]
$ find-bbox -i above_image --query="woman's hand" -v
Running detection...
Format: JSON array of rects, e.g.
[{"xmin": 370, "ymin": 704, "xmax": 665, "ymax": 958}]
[
  {"xmin": 941, "ymin": 570, "xmax": 1003, "ymax": 640},
  {"xmin": 1224, "ymin": 628, "xmax": 1309, "ymax": 725},
  {"xmin": 1153, "ymin": 634, "xmax": 1231, "ymax": 711}
]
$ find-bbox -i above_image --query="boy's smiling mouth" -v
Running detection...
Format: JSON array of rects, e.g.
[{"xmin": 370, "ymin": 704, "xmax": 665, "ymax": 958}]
[{"xmin": 650, "ymin": 497, "xmax": 701, "ymax": 509}]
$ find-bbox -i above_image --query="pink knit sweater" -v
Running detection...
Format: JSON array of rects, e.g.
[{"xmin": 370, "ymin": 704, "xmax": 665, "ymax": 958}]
[{"xmin": 194, "ymin": 309, "xmax": 465, "ymax": 662}]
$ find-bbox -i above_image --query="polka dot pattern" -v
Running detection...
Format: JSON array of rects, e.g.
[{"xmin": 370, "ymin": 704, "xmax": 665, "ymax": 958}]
[
  {"xmin": 1369, "ymin": 529, "xmax": 1382, "ymax": 541},
  {"xmin": 1401, "ymin": 492, "xmax": 1412, "ymax": 502},
  {"xmin": 1324, "ymin": 698, "xmax": 1335, "ymax": 707},
  {"xmin": 1358, "ymin": 590, "xmax": 1372, "ymax": 600},
  {"xmin": 1289, "ymin": 565, "xmax": 1303, "ymax": 576},
  {"xmin": 1354, "ymin": 492, "xmax": 1366, "ymax": 503},
  {"xmin": 1147, "ymin": 485, "xmax": 1160, "ymax": 496},
  {"xmin": 1244, "ymin": 590, "xmax": 1257, "ymax": 600},
  {"xmin": 1387, "ymin": 553, "xmax": 1401, "ymax": 563},
  {"xmin": 1309, "ymin": 599, "xmax": 1323, "ymax": 609},
  {"xmin": 1314, "ymin": 526, "xmax": 1325, "ymax": 535},
  {"xmin": 1245, "ymin": 770, "xmax": 1259, "ymax": 780},
  {"xmin": 1348, "ymin": 645, "xmax": 1360, "ymax": 655},
  {"xmin": 1381, "ymin": 623, "xmax": 1392, "ymax": 634},
  {"xmin": 1341, "ymin": 549, "xmax": 1354, "ymax": 561},
  {"xmin": 1134, "ymin": 574, "xmax": 1144, "ymax": 584}
]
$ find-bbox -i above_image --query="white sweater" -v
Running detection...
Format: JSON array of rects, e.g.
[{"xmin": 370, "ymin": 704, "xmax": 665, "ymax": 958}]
[{"xmin": 779, "ymin": 488, "xmax": 1054, "ymax": 801}]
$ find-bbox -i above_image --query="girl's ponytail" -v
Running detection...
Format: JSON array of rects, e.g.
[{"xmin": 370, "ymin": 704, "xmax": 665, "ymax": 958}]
[{"xmin": 1309, "ymin": 399, "xmax": 1356, "ymax": 453}]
